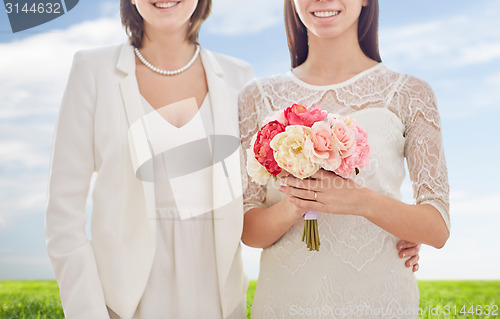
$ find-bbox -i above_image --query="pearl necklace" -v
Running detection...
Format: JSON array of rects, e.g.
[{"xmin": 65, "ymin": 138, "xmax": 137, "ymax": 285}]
[{"xmin": 134, "ymin": 45, "xmax": 200, "ymax": 76}]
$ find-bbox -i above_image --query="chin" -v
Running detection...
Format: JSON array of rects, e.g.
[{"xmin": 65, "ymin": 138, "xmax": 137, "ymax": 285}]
[
  {"xmin": 308, "ymin": 22, "xmax": 356, "ymax": 41},
  {"xmin": 310, "ymin": 28, "xmax": 344, "ymax": 40},
  {"xmin": 150, "ymin": 20, "xmax": 189, "ymax": 34}
]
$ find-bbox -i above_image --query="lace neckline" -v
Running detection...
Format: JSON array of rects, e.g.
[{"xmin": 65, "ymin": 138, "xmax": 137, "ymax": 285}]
[{"xmin": 287, "ymin": 63, "xmax": 384, "ymax": 90}]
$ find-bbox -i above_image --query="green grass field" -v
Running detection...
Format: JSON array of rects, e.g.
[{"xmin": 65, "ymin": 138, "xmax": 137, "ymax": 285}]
[{"xmin": 1, "ymin": 280, "xmax": 498, "ymax": 318}]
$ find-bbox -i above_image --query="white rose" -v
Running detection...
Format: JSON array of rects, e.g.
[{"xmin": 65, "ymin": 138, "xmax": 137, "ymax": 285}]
[{"xmin": 270, "ymin": 126, "xmax": 319, "ymax": 179}]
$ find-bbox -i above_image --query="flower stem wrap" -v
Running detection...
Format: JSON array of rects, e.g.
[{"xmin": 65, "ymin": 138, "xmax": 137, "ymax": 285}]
[{"xmin": 302, "ymin": 210, "xmax": 320, "ymax": 251}]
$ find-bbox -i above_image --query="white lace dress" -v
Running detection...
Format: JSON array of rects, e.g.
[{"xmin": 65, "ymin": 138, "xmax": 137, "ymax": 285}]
[{"xmin": 238, "ymin": 64, "xmax": 450, "ymax": 319}]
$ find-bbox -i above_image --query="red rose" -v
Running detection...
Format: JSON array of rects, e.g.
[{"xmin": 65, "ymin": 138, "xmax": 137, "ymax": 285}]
[
  {"xmin": 253, "ymin": 121, "xmax": 286, "ymax": 175},
  {"xmin": 284, "ymin": 104, "xmax": 327, "ymax": 127}
]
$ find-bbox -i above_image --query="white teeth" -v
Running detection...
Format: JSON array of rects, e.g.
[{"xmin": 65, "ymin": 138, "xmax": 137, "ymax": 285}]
[
  {"xmin": 154, "ymin": 2, "xmax": 178, "ymax": 8},
  {"xmin": 313, "ymin": 11, "xmax": 340, "ymax": 18}
]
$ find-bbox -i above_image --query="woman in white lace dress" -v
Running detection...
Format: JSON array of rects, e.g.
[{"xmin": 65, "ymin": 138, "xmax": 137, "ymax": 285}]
[{"xmin": 239, "ymin": 0, "xmax": 450, "ymax": 318}]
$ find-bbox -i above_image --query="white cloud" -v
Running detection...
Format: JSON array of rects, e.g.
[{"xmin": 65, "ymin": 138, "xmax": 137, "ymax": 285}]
[
  {"xmin": 431, "ymin": 72, "xmax": 500, "ymax": 118},
  {"xmin": 413, "ymin": 189, "xmax": 500, "ymax": 279},
  {"xmin": 0, "ymin": 215, "xmax": 5, "ymax": 228},
  {"xmin": 0, "ymin": 175, "xmax": 48, "ymax": 215},
  {"xmin": 379, "ymin": 3, "xmax": 500, "ymax": 119},
  {"xmin": 0, "ymin": 141, "xmax": 48, "ymax": 169},
  {"xmin": 0, "ymin": 254, "xmax": 55, "ymax": 279},
  {"xmin": 0, "ymin": 256, "xmax": 50, "ymax": 265},
  {"xmin": 381, "ymin": 5, "xmax": 500, "ymax": 69},
  {"xmin": 451, "ymin": 192, "xmax": 500, "ymax": 215},
  {"xmin": 486, "ymin": 73, "xmax": 500, "ymax": 85},
  {"xmin": 451, "ymin": 42, "xmax": 500, "ymax": 67},
  {"xmin": 205, "ymin": 0, "xmax": 282, "ymax": 35},
  {"xmin": 0, "ymin": 18, "xmax": 126, "ymax": 120},
  {"xmin": 416, "ymin": 207, "xmax": 500, "ymax": 280},
  {"xmin": 417, "ymin": 244, "xmax": 500, "ymax": 280},
  {"xmin": 0, "ymin": 17, "xmax": 125, "ymax": 85},
  {"xmin": 99, "ymin": 1, "xmax": 120, "ymax": 18},
  {"xmin": 476, "ymin": 73, "xmax": 500, "ymax": 109},
  {"xmin": 0, "ymin": 122, "xmax": 54, "ymax": 165}
]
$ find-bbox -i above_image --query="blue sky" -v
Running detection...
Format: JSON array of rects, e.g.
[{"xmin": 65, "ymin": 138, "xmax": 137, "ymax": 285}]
[{"xmin": 0, "ymin": 0, "xmax": 499, "ymax": 280}]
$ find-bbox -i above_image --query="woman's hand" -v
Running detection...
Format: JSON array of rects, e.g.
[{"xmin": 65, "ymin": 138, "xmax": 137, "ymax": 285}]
[
  {"xmin": 398, "ymin": 240, "xmax": 421, "ymax": 272},
  {"xmin": 278, "ymin": 169, "xmax": 366, "ymax": 216},
  {"xmin": 281, "ymin": 195, "xmax": 310, "ymax": 223},
  {"xmin": 276, "ymin": 173, "xmax": 311, "ymax": 222}
]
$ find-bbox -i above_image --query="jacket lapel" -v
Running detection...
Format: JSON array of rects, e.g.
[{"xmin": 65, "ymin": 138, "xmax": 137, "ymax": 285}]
[{"xmin": 116, "ymin": 43, "xmax": 156, "ymax": 223}]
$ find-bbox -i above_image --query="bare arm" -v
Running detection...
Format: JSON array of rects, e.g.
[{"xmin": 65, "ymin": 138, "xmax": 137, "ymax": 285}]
[
  {"xmin": 242, "ymin": 198, "xmax": 307, "ymax": 248},
  {"xmin": 363, "ymin": 189, "xmax": 449, "ymax": 248}
]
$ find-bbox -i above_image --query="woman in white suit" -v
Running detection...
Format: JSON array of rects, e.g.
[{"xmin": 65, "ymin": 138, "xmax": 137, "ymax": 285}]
[{"xmin": 45, "ymin": 0, "xmax": 253, "ymax": 318}]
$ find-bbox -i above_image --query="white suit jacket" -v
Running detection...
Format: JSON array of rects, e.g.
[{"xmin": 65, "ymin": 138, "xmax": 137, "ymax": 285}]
[{"xmin": 45, "ymin": 43, "xmax": 254, "ymax": 319}]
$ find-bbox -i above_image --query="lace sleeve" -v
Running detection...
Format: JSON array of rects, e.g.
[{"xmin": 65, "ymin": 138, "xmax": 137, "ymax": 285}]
[
  {"xmin": 239, "ymin": 79, "xmax": 267, "ymax": 213},
  {"xmin": 396, "ymin": 76, "xmax": 451, "ymax": 231}
]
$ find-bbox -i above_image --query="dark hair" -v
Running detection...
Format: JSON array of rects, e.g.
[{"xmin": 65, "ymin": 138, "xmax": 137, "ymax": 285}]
[
  {"xmin": 120, "ymin": 0, "xmax": 212, "ymax": 48},
  {"xmin": 284, "ymin": 0, "xmax": 381, "ymax": 68}
]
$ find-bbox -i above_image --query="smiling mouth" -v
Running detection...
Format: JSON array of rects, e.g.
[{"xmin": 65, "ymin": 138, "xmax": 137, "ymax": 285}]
[
  {"xmin": 153, "ymin": 1, "xmax": 179, "ymax": 9},
  {"xmin": 312, "ymin": 11, "xmax": 340, "ymax": 18}
]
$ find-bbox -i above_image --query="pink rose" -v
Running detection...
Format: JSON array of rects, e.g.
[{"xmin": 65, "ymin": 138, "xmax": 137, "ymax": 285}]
[
  {"xmin": 334, "ymin": 161, "xmax": 353, "ymax": 178},
  {"xmin": 329, "ymin": 115, "xmax": 356, "ymax": 158},
  {"xmin": 264, "ymin": 110, "xmax": 287, "ymax": 126},
  {"xmin": 284, "ymin": 104, "xmax": 327, "ymax": 127},
  {"xmin": 335, "ymin": 124, "xmax": 370, "ymax": 178},
  {"xmin": 306, "ymin": 121, "xmax": 342, "ymax": 171},
  {"xmin": 356, "ymin": 125, "xmax": 370, "ymax": 163},
  {"xmin": 254, "ymin": 121, "xmax": 286, "ymax": 175},
  {"xmin": 349, "ymin": 125, "xmax": 371, "ymax": 168}
]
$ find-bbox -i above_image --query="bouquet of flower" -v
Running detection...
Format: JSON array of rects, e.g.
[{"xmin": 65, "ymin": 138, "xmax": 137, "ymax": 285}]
[{"xmin": 246, "ymin": 104, "xmax": 370, "ymax": 251}]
